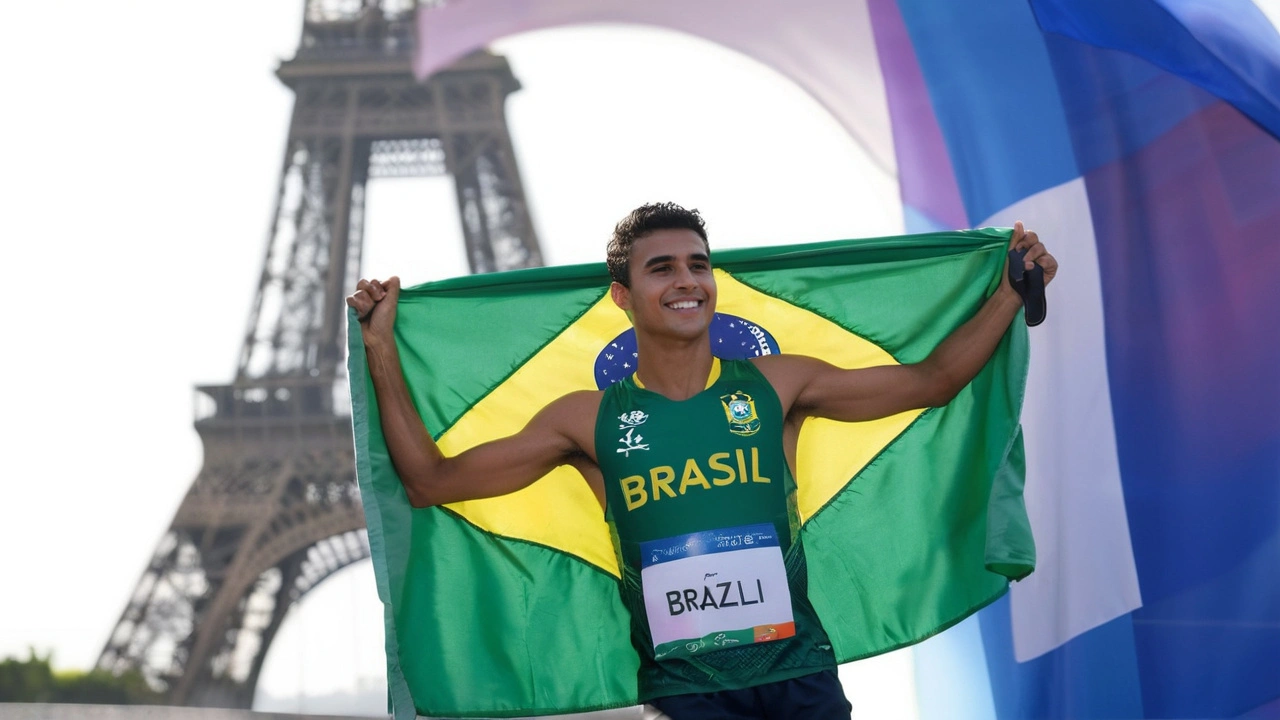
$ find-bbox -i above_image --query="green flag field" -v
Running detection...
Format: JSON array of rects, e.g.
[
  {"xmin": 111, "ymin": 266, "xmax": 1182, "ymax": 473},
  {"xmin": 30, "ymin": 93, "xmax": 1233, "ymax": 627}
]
[{"xmin": 348, "ymin": 229, "xmax": 1035, "ymax": 718}]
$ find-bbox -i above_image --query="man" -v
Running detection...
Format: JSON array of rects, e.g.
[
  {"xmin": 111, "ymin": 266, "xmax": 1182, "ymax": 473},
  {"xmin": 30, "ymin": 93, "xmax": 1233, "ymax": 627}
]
[{"xmin": 347, "ymin": 202, "xmax": 1056, "ymax": 719}]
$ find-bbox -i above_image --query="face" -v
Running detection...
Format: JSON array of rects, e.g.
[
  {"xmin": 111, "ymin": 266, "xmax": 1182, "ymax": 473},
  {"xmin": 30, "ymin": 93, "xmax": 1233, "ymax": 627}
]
[{"xmin": 611, "ymin": 229, "xmax": 717, "ymax": 341}]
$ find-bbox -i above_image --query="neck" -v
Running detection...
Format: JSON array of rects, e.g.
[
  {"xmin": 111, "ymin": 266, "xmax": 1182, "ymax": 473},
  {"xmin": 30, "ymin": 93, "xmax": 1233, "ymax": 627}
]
[{"xmin": 632, "ymin": 334, "xmax": 715, "ymax": 401}]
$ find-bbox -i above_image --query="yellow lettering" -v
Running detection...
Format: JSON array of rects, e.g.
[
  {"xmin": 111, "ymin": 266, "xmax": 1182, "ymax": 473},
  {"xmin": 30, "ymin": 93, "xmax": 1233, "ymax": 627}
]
[
  {"xmin": 651, "ymin": 466, "xmax": 677, "ymax": 500},
  {"xmin": 679, "ymin": 458, "xmax": 712, "ymax": 494},
  {"xmin": 751, "ymin": 447, "xmax": 771, "ymax": 483},
  {"xmin": 621, "ymin": 476, "xmax": 647, "ymax": 511},
  {"xmin": 735, "ymin": 449, "xmax": 749, "ymax": 483},
  {"xmin": 708, "ymin": 452, "xmax": 736, "ymax": 486}
]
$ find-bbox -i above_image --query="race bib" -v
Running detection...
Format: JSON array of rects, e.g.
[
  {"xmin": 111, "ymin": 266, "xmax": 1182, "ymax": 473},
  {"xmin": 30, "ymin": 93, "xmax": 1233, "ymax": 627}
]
[{"xmin": 640, "ymin": 523, "xmax": 795, "ymax": 660}]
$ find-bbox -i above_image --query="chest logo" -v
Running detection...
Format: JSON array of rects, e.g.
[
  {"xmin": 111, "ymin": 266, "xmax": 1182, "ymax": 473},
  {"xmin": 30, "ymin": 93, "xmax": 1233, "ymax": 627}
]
[
  {"xmin": 618, "ymin": 427, "xmax": 650, "ymax": 456},
  {"xmin": 720, "ymin": 391, "xmax": 760, "ymax": 437},
  {"xmin": 618, "ymin": 410, "xmax": 649, "ymax": 428}
]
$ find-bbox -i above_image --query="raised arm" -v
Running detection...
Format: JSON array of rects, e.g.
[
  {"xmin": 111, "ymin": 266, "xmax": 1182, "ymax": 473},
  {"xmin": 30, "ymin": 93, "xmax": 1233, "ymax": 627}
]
[
  {"xmin": 759, "ymin": 222, "xmax": 1057, "ymax": 423},
  {"xmin": 348, "ymin": 277, "xmax": 599, "ymax": 508}
]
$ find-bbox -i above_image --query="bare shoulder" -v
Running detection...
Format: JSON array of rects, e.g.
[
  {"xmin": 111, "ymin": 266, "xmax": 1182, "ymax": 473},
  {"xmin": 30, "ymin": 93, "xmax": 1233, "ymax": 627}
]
[
  {"xmin": 540, "ymin": 389, "xmax": 604, "ymax": 460},
  {"xmin": 749, "ymin": 354, "xmax": 826, "ymax": 384},
  {"xmin": 748, "ymin": 354, "xmax": 826, "ymax": 409},
  {"xmin": 544, "ymin": 389, "xmax": 604, "ymax": 418},
  {"xmin": 750, "ymin": 354, "xmax": 820, "ymax": 373}
]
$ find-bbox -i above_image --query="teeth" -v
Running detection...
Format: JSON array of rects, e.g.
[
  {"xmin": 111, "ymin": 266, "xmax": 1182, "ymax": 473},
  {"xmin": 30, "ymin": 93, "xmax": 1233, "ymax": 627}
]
[{"xmin": 668, "ymin": 300, "xmax": 699, "ymax": 310}]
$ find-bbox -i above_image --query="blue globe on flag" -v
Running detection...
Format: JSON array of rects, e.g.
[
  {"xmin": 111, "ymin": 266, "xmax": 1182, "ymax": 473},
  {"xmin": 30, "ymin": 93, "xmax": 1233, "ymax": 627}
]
[{"xmin": 593, "ymin": 313, "xmax": 779, "ymax": 390}]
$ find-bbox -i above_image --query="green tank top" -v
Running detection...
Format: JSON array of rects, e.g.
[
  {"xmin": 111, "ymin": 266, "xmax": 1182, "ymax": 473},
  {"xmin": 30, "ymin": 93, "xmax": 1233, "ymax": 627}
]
[{"xmin": 596, "ymin": 358, "xmax": 836, "ymax": 701}]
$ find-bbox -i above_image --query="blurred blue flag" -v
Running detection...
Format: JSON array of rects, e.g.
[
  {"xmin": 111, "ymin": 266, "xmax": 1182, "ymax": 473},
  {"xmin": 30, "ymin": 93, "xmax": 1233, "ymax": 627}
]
[
  {"xmin": 412, "ymin": 0, "xmax": 1280, "ymax": 716},
  {"xmin": 886, "ymin": 1, "xmax": 1280, "ymax": 717}
]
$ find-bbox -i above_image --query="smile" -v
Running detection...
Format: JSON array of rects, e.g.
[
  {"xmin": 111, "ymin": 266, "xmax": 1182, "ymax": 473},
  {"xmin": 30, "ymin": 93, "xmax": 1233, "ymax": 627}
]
[{"xmin": 666, "ymin": 300, "xmax": 702, "ymax": 310}]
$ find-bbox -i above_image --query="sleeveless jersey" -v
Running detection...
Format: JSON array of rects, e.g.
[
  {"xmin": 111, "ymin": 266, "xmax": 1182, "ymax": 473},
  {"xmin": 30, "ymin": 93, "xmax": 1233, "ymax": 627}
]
[{"xmin": 595, "ymin": 358, "xmax": 836, "ymax": 701}]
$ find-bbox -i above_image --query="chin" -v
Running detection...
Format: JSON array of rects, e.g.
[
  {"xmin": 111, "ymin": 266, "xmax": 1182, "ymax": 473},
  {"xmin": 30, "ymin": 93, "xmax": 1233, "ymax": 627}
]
[{"xmin": 668, "ymin": 320, "xmax": 713, "ymax": 340}]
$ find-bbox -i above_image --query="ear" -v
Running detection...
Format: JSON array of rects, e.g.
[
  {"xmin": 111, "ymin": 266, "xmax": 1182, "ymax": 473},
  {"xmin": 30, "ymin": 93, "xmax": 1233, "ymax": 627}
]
[{"xmin": 610, "ymin": 281, "xmax": 632, "ymax": 313}]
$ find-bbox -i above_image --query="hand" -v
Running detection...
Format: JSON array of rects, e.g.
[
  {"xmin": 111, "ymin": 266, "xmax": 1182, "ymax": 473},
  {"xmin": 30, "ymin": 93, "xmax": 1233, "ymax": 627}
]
[
  {"xmin": 347, "ymin": 277, "xmax": 401, "ymax": 343},
  {"xmin": 1000, "ymin": 221, "xmax": 1058, "ymax": 298}
]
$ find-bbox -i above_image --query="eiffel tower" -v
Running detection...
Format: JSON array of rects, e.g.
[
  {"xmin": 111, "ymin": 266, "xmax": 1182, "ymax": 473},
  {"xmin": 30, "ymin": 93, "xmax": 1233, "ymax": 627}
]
[{"xmin": 96, "ymin": 0, "xmax": 542, "ymax": 707}]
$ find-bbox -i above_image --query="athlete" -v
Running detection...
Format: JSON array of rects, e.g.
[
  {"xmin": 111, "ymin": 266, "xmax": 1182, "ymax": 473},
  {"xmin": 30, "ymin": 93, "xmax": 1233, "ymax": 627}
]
[{"xmin": 347, "ymin": 202, "xmax": 1057, "ymax": 719}]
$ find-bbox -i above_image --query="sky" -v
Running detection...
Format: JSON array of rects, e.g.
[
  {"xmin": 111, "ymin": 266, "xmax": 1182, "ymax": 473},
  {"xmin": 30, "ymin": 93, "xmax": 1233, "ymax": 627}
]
[{"xmin": 3, "ymin": 1, "xmax": 1279, "ymax": 718}]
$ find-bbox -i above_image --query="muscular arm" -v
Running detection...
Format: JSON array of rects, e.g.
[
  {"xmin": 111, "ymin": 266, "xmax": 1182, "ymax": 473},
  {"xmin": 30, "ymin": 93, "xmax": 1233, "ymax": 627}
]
[
  {"xmin": 760, "ymin": 222, "xmax": 1056, "ymax": 423},
  {"xmin": 350, "ymin": 277, "xmax": 600, "ymax": 508},
  {"xmin": 764, "ymin": 290, "xmax": 1022, "ymax": 422}
]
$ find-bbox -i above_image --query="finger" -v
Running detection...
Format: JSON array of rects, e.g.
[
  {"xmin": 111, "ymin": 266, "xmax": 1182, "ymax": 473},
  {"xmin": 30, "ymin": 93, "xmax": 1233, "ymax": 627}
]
[
  {"xmin": 1022, "ymin": 238, "xmax": 1046, "ymax": 269},
  {"xmin": 1017, "ymin": 233, "xmax": 1040, "ymax": 269},
  {"xmin": 1009, "ymin": 221, "xmax": 1025, "ymax": 248},
  {"xmin": 346, "ymin": 290, "xmax": 373, "ymax": 318},
  {"xmin": 381, "ymin": 276, "xmax": 402, "ymax": 303},
  {"xmin": 1039, "ymin": 252, "xmax": 1059, "ymax": 282},
  {"xmin": 1014, "ymin": 228, "xmax": 1036, "ymax": 252}
]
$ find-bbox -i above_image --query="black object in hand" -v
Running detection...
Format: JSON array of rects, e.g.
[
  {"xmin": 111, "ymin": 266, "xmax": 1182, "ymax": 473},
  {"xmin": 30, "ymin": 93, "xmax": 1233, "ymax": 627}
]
[{"xmin": 1008, "ymin": 247, "xmax": 1047, "ymax": 327}]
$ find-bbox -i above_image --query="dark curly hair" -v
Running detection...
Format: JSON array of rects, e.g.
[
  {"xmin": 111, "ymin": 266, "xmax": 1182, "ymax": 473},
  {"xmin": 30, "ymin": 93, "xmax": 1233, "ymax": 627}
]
[{"xmin": 606, "ymin": 202, "xmax": 709, "ymax": 287}]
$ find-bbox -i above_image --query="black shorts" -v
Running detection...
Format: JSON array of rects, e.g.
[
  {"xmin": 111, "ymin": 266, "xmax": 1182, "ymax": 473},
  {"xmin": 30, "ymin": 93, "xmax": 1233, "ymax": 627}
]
[{"xmin": 649, "ymin": 669, "xmax": 851, "ymax": 720}]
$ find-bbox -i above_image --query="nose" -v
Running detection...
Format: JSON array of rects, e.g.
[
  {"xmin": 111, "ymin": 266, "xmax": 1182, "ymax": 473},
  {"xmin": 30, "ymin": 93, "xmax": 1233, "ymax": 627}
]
[{"xmin": 673, "ymin": 263, "xmax": 697, "ymax": 288}]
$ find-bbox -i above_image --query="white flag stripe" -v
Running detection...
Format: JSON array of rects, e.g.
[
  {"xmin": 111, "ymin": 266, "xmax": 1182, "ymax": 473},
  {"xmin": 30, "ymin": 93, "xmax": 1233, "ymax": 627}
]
[{"xmin": 982, "ymin": 178, "xmax": 1142, "ymax": 661}]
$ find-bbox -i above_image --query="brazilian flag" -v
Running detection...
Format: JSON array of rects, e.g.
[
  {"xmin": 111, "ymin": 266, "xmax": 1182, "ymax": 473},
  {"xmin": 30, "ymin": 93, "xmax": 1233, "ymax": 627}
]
[{"xmin": 348, "ymin": 229, "xmax": 1035, "ymax": 719}]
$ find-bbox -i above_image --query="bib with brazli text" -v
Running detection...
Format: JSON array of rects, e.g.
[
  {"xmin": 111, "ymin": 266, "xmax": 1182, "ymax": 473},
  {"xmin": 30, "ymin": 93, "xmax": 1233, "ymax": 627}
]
[{"xmin": 642, "ymin": 523, "xmax": 795, "ymax": 660}]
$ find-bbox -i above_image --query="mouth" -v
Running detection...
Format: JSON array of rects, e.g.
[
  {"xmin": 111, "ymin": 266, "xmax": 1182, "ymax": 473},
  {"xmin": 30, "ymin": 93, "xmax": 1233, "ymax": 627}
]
[{"xmin": 665, "ymin": 299, "xmax": 703, "ymax": 311}]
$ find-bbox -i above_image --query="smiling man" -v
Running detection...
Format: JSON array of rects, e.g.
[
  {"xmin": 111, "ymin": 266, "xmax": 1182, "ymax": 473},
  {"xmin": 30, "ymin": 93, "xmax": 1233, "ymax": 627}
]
[{"xmin": 347, "ymin": 202, "xmax": 1056, "ymax": 719}]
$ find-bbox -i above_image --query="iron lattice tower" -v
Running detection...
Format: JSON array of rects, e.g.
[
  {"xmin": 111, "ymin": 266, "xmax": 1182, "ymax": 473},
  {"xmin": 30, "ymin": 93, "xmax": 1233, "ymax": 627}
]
[{"xmin": 96, "ymin": 0, "xmax": 542, "ymax": 707}]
